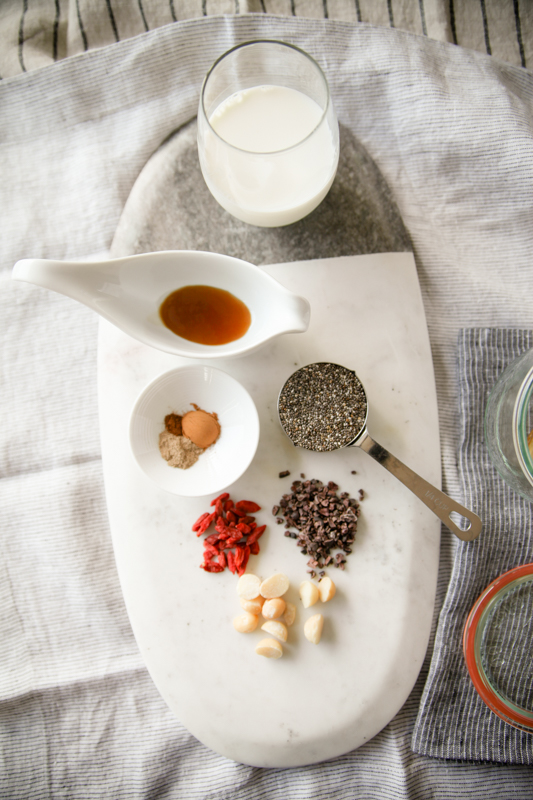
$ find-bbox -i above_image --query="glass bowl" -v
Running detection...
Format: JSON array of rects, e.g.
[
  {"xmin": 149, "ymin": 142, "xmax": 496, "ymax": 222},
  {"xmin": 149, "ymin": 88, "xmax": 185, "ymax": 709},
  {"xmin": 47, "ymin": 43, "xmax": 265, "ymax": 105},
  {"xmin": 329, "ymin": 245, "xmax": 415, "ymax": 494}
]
[
  {"xmin": 484, "ymin": 348, "xmax": 533, "ymax": 502},
  {"xmin": 463, "ymin": 563, "xmax": 533, "ymax": 732}
]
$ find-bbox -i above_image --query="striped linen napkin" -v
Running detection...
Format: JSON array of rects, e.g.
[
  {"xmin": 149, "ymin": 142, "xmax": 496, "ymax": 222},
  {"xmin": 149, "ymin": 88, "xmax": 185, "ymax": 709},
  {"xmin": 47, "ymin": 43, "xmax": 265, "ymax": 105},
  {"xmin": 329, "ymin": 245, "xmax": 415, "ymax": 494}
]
[
  {"xmin": 412, "ymin": 328, "xmax": 533, "ymax": 764},
  {"xmin": 2, "ymin": 0, "xmax": 530, "ymax": 79}
]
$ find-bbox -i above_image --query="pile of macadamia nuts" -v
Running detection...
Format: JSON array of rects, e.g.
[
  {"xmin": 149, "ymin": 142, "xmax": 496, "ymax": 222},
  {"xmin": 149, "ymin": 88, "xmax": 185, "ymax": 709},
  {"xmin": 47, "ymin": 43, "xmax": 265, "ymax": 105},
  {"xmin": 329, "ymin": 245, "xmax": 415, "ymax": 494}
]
[{"xmin": 232, "ymin": 572, "xmax": 336, "ymax": 658}]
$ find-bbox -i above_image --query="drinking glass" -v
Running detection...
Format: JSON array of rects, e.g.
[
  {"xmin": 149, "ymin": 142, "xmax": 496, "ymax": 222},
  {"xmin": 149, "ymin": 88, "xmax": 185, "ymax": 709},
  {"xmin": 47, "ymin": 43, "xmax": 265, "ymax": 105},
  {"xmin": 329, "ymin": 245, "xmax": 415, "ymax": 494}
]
[
  {"xmin": 197, "ymin": 40, "xmax": 339, "ymax": 228},
  {"xmin": 484, "ymin": 347, "xmax": 533, "ymax": 502}
]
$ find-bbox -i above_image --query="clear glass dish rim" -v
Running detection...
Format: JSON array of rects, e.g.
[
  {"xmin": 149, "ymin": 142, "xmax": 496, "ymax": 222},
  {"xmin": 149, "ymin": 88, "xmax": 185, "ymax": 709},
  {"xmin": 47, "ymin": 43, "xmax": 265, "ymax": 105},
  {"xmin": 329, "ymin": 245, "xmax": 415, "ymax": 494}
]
[
  {"xmin": 199, "ymin": 39, "xmax": 333, "ymax": 156},
  {"xmin": 463, "ymin": 563, "xmax": 533, "ymax": 733},
  {"xmin": 513, "ymin": 365, "xmax": 533, "ymax": 489}
]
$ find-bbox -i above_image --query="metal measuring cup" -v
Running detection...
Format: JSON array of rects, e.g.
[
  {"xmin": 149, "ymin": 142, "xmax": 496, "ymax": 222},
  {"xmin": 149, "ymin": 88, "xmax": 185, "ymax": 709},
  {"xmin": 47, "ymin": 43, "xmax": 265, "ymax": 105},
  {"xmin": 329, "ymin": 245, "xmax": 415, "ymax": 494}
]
[{"xmin": 278, "ymin": 362, "xmax": 481, "ymax": 542}]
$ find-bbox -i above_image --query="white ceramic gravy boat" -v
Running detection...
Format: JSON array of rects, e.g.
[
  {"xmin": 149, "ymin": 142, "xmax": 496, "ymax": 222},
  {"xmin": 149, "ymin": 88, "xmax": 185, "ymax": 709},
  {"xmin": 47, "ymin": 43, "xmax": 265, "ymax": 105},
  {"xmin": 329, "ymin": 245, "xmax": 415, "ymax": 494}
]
[{"xmin": 12, "ymin": 250, "xmax": 311, "ymax": 359}]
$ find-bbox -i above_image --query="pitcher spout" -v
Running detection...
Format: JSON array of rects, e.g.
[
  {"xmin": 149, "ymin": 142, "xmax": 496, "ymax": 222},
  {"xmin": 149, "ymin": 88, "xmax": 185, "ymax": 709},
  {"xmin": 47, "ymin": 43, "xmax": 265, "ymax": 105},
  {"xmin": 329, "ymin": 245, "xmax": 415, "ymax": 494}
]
[{"xmin": 11, "ymin": 258, "xmax": 111, "ymax": 311}]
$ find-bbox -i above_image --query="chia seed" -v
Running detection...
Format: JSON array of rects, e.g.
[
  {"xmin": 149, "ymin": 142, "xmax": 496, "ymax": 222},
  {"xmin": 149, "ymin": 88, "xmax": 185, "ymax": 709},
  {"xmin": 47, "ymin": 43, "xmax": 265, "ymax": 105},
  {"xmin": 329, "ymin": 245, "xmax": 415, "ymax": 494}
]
[{"xmin": 278, "ymin": 362, "xmax": 367, "ymax": 452}]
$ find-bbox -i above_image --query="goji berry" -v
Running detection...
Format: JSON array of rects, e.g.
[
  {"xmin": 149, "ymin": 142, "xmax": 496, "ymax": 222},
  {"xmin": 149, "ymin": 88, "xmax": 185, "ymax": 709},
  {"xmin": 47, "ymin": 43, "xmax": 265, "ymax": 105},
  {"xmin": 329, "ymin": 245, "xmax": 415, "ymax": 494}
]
[
  {"xmin": 236, "ymin": 522, "xmax": 251, "ymax": 535},
  {"xmin": 237, "ymin": 546, "xmax": 251, "ymax": 576},
  {"xmin": 234, "ymin": 546, "xmax": 245, "ymax": 568},
  {"xmin": 215, "ymin": 517, "xmax": 231, "ymax": 535},
  {"xmin": 193, "ymin": 494, "xmax": 263, "ymax": 577},
  {"xmin": 227, "ymin": 551, "xmax": 237, "ymax": 574},
  {"xmin": 201, "ymin": 562, "xmax": 224, "ymax": 573},
  {"xmin": 210, "ymin": 492, "xmax": 229, "ymax": 507},
  {"xmin": 196, "ymin": 512, "xmax": 216, "ymax": 536},
  {"xmin": 192, "ymin": 512, "xmax": 209, "ymax": 532},
  {"xmin": 235, "ymin": 500, "xmax": 261, "ymax": 514},
  {"xmin": 220, "ymin": 536, "xmax": 240, "ymax": 550},
  {"xmin": 247, "ymin": 524, "xmax": 266, "ymax": 545}
]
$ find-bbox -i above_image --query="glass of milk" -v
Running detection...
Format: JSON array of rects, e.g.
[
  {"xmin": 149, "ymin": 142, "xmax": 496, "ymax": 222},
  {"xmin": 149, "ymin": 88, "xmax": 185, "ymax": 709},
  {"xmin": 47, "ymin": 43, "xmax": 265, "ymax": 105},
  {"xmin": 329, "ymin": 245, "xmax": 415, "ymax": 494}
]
[{"xmin": 197, "ymin": 40, "xmax": 339, "ymax": 227}]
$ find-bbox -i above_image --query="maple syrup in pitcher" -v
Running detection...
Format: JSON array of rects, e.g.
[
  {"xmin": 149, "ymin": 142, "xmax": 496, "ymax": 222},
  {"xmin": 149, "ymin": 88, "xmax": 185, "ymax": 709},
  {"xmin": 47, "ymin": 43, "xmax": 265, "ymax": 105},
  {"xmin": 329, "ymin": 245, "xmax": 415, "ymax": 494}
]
[{"xmin": 159, "ymin": 285, "xmax": 251, "ymax": 346}]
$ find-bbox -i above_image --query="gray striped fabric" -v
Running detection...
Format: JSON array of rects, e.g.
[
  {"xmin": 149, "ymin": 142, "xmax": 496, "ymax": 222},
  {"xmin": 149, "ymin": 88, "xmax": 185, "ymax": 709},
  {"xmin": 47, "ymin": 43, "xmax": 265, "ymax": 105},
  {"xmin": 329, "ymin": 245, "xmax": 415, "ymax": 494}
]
[
  {"xmin": 412, "ymin": 328, "xmax": 533, "ymax": 763},
  {"xmin": 0, "ymin": 0, "xmax": 531, "ymax": 79},
  {"xmin": 2, "ymin": 12, "xmax": 533, "ymax": 799}
]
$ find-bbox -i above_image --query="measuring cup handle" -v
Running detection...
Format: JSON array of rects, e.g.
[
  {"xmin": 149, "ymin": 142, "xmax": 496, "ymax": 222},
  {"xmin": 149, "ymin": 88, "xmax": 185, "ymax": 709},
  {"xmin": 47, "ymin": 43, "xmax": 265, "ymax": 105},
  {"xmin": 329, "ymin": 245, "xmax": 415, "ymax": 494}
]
[{"xmin": 356, "ymin": 432, "xmax": 482, "ymax": 542}]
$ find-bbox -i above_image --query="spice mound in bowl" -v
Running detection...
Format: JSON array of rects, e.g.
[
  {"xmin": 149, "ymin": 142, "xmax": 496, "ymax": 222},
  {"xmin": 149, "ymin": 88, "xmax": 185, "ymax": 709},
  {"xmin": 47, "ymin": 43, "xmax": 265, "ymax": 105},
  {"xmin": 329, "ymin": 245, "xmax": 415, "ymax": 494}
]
[
  {"xmin": 158, "ymin": 405, "xmax": 221, "ymax": 470},
  {"xmin": 129, "ymin": 365, "xmax": 259, "ymax": 497},
  {"xmin": 159, "ymin": 430, "xmax": 203, "ymax": 469},
  {"xmin": 182, "ymin": 408, "xmax": 221, "ymax": 448}
]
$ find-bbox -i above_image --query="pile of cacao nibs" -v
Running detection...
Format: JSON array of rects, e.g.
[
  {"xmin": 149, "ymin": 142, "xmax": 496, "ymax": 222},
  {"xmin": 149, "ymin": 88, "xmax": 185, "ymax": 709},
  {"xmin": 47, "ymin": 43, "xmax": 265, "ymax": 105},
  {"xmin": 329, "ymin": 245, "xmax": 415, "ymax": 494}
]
[{"xmin": 272, "ymin": 478, "xmax": 361, "ymax": 577}]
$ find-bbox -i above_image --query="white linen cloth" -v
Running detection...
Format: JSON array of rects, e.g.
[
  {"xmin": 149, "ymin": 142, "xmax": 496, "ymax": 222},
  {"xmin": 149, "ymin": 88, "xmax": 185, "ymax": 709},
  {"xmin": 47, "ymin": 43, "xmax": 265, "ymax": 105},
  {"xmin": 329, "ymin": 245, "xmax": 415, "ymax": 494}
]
[{"xmin": 1, "ymin": 12, "xmax": 533, "ymax": 799}]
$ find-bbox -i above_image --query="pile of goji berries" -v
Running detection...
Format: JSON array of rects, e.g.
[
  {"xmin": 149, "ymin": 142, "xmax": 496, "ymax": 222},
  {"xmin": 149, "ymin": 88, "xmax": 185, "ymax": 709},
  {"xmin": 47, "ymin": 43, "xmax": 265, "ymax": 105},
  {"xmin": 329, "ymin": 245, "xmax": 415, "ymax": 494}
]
[{"xmin": 193, "ymin": 492, "xmax": 266, "ymax": 576}]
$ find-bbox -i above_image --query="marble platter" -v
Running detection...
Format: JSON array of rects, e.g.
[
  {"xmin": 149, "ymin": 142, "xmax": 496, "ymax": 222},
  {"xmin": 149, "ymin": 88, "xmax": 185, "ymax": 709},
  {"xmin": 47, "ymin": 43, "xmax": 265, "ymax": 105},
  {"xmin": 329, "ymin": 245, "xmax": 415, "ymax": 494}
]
[{"xmin": 98, "ymin": 252, "xmax": 441, "ymax": 768}]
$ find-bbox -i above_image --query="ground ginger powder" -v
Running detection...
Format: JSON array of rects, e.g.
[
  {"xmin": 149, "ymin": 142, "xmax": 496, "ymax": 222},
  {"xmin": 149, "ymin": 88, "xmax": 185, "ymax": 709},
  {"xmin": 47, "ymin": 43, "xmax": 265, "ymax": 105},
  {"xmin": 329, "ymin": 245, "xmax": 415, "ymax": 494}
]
[{"xmin": 158, "ymin": 430, "xmax": 203, "ymax": 469}]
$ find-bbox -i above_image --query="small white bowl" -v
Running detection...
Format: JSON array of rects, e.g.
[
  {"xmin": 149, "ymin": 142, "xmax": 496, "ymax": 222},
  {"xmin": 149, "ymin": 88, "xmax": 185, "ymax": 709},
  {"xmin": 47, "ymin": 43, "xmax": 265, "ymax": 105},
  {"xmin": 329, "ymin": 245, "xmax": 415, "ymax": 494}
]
[{"xmin": 129, "ymin": 365, "xmax": 259, "ymax": 496}]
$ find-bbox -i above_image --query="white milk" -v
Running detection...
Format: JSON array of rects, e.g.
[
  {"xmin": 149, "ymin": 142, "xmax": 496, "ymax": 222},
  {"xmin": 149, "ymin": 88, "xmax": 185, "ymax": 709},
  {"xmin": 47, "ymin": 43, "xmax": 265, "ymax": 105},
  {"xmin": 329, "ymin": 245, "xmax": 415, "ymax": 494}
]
[{"xmin": 199, "ymin": 85, "xmax": 339, "ymax": 227}]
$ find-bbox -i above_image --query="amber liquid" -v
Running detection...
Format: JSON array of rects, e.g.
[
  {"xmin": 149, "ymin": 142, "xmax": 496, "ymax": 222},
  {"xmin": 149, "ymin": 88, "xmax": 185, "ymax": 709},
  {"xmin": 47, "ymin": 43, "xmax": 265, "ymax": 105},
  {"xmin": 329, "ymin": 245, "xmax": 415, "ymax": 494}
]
[{"xmin": 159, "ymin": 285, "xmax": 251, "ymax": 346}]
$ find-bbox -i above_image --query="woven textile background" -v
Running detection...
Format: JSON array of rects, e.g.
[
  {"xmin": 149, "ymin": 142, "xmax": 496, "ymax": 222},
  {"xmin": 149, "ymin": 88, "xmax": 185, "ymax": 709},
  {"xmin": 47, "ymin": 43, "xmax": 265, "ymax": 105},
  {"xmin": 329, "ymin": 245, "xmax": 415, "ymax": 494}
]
[
  {"xmin": 1, "ymin": 10, "xmax": 533, "ymax": 800},
  {"xmin": 0, "ymin": 0, "xmax": 531, "ymax": 78}
]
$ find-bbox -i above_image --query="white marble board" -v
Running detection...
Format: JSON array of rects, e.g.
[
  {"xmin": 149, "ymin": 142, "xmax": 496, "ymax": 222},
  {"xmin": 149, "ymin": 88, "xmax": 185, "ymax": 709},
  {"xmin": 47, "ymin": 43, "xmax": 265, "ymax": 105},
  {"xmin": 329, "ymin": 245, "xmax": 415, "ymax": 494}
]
[{"xmin": 98, "ymin": 252, "xmax": 441, "ymax": 768}]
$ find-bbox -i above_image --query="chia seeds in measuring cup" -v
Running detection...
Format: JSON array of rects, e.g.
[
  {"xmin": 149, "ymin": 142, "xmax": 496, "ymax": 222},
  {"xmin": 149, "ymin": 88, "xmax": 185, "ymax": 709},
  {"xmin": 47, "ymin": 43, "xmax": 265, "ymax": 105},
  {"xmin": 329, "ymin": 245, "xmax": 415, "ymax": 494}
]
[{"xmin": 278, "ymin": 362, "xmax": 368, "ymax": 452}]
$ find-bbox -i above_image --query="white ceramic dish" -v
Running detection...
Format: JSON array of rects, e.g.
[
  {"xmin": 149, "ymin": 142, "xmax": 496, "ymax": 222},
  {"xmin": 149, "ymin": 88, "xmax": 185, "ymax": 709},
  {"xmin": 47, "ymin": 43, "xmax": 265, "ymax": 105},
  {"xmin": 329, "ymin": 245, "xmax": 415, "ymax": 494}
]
[
  {"xmin": 12, "ymin": 250, "xmax": 310, "ymax": 359},
  {"xmin": 129, "ymin": 365, "xmax": 259, "ymax": 497}
]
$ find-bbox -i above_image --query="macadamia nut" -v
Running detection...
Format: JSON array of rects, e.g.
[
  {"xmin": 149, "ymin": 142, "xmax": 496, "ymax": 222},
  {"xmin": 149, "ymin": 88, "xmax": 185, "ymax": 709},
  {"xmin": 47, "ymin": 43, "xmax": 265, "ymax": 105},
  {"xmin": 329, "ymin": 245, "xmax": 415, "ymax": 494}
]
[
  {"xmin": 304, "ymin": 614, "xmax": 324, "ymax": 644},
  {"xmin": 240, "ymin": 595, "xmax": 264, "ymax": 615},
  {"xmin": 283, "ymin": 602, "xmax": 296, "ymax": 627},
  {"xmin": 261, "ymin": 620, "xmax": 288, "ymax": 642},
  {"xmin": 260, "ymin": 573, "xmax": 290, "ymax": 598},
  {"xmin": 255, "ymin": 638, "xmax": 283, "ymax": 658},
  {"xmin": 237, "ymin": 573, "xmax": 262, "ymax": 600},
  {"xmin": 262, "ymin": 598, "xmax": 286, "ymax": 620},
  {"xmin": 299, "ymin": 580, "xmax": 319, "ymax": 608},
  {"xmin": 318, "ymin": 576, "xmax": 336, "ymax": 602},
  {"xmin": 233, "ymin": 612, "xmax": 259, "ymax": 633}
]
